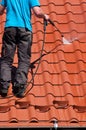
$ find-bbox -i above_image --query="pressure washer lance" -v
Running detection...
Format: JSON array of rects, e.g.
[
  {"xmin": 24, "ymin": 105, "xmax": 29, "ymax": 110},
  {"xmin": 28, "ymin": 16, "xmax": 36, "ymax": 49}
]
[{"xmin": 48, "ymin": 19, "xmax": 70, "ymax": 44}]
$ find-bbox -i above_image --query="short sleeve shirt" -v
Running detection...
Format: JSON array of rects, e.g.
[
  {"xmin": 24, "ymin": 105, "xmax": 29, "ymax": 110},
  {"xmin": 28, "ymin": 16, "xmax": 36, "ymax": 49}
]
[{"xmin": 0, "ymin": 0, "xmax": 40, "ymax": 31}]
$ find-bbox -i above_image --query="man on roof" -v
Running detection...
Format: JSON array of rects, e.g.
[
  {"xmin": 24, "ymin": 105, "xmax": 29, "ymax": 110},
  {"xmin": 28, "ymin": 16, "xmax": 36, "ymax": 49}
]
[{"xmin": 0, "ymin": 0, "xmax": 49, "ymax": 98}]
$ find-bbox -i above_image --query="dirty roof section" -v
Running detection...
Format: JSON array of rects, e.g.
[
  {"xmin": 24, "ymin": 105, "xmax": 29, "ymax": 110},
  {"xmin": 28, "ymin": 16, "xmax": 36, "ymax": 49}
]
[{"xmin": 0, "ymin": 0, "xmax": 86, "ymax": 128}]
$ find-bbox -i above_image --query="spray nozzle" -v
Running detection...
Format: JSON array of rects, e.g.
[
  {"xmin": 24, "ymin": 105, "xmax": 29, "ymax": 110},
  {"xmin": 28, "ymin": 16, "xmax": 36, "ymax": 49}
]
[{"xmin": 44, "ymin": 18, "xmax": 70, "ymax": 44}]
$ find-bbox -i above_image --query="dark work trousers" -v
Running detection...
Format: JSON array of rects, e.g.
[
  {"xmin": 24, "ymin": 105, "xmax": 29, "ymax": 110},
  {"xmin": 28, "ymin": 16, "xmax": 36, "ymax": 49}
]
[{"xmin": 0, "ymin": 27, "xmax": 32, "ymax": 93}]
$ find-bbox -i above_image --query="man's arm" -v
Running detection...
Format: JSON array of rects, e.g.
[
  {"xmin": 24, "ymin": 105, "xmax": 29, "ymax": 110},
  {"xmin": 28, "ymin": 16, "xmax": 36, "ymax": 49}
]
[
  {"xmin": 32, "ymin": 6, "xmax": 49, "ymax": 20},
  {"xmin": 0, "ymin": 4, "xmax": 5, "ymax": 15}
]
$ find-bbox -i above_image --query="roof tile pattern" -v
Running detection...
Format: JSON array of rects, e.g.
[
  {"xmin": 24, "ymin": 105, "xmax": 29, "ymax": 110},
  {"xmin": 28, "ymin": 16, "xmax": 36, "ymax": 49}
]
[{"xmin": 0, "ymin": 0, "xmax": 86, "ymax": 128}]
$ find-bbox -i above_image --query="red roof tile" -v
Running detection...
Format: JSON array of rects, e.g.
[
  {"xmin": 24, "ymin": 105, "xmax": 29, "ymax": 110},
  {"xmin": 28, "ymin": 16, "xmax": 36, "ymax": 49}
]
[{"xmin": 0, "ymin": 0, "xmax": 86, "ymax": 128}]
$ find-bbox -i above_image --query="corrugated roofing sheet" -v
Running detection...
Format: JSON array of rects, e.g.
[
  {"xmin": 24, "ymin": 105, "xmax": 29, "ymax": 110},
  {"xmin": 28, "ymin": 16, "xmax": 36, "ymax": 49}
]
[{"xmin": 0, "ymin": 0, "xmax": 86, "ymax": 128}]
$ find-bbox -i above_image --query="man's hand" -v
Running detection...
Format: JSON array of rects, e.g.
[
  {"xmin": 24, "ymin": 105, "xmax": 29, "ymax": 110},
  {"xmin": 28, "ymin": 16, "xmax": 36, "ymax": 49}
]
[
  {"xmin": 44, "ymin": 14, "xmax": 50, "ymax": 21},
  {"xmin": 0, "ymin": 5, "xmax": 5, "ymax": 15}
]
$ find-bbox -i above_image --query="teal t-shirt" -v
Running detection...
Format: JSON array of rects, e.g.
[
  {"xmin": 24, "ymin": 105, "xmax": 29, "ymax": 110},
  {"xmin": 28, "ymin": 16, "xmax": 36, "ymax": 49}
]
[{"xmin": 0, "ymin": 0, "xmax": 40, "ymax": 31}]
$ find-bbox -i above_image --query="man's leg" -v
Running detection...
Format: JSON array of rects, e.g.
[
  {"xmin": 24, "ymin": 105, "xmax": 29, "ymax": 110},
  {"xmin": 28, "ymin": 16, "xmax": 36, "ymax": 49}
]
[
  {"xmin": 13, "ymin": 28, "xmax": 32, "ymax": 97},
  {"xmin": 0, "ymin": 27, "xmax": 16, "ymax": 97}
]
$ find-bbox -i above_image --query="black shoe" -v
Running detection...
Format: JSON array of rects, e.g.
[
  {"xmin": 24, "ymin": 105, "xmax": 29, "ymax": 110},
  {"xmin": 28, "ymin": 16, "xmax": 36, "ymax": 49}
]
[
  {"xmin": 0, "ymin": 82, "xmax": 9, "ymax": 97},
  {"xmin": 0, "ymin": 90, "xmax": 7, "ymax": 97},
  {"xmin": 13, "ymin": 84, "xmax": 26, "ymax": 98}
]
